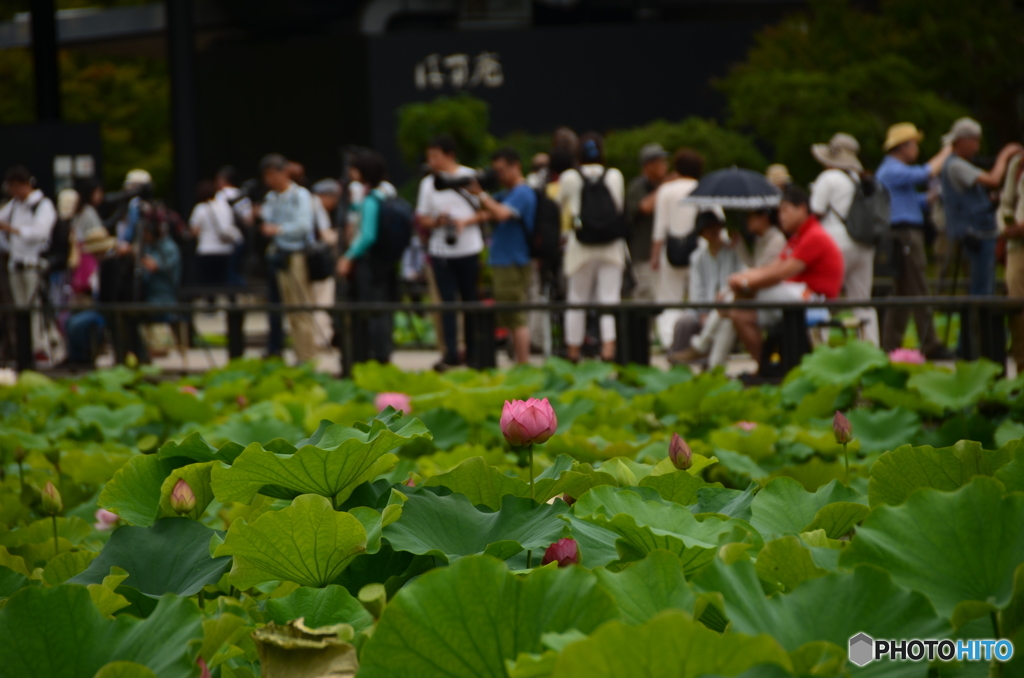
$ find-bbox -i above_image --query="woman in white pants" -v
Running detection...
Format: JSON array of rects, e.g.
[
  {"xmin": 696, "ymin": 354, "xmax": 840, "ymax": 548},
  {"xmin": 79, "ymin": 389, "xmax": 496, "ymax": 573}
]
[
  {"xmin": 810, "ymin": 133, "xmax": 880, "ymax": 345},
  {"xmin": 558, "ymin": 133, "xmax": 626, "ymax": 362},
  {"xmin": 650, "ymin": 150, "xmax": 705, "ymax": 350}
]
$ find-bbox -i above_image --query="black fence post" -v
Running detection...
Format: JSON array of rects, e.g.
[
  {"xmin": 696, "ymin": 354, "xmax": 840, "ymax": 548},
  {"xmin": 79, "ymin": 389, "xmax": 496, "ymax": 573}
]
[
  {"xmin": 226, "ymin": 307, "xmax": 244, "ymax": 359},
  {"xmin": 340, "ymin": 309, "xmax": 354, "ymax": 378},
  {"xmin": 14, "ymin": 309, "xmax": 33, "ymax": 371},
  {"xmin": 780, "ymin": 308, "xmax": 806, "ymax": 373},
  {"xmin": 978, "ymin": 306, "xmax": 1007, "ymax": 371}
]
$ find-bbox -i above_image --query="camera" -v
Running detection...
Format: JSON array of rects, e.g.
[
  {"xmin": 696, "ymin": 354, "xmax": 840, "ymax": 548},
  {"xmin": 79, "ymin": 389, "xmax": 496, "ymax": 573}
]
[
  {"xmin": 433, "ymin": 168, "xmax": 499, "ymax": 193},
  {"xmin": 438, "ymin": 214, "xmax": 459, "ymax": 246}
]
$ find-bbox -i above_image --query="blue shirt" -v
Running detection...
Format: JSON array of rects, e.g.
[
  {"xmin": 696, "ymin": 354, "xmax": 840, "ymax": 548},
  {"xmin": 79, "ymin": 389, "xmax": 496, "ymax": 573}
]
[
  {"xmin": 489, "ymin": 183, "xmax": 536, "ymax": 267},
  {"xmin": 262, "ymin": 183, "xmax": 314, "ymax": 252},
  {"xmin": 876, "ymin": 155, "xmax": 931, "ymax": 226},
  {"xmin": 346, "ymin": 189, "xmax": 383, "ymax": 260}
]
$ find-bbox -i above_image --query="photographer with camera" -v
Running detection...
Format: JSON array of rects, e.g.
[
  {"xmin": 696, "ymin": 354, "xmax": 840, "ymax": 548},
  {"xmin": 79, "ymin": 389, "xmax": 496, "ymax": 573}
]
[
  {"xmin": 457, "ymin": 147, "xmax": 536, "ymax": 365},
  {"xmin": 0, "ymin": 166, "xmax": 57, "ymax": 361},
  {"xmin": 415, "ymin": 134, "xmax": 484, "ymax": 371}
]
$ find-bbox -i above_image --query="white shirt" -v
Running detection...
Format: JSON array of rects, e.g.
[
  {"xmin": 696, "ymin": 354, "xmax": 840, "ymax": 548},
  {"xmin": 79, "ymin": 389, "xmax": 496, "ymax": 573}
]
[
  {"xmin": 652, "ymin": 177, "xmax": 700, "ymax": 242},
  {"xmin": 0, "ymin": 190, "xmax": 57, "ymax": 266},
  {"xmin": 558, "ymin": 164, "xmax": 627, "ymax": 277},
  {"xmin": 216, "ymin": 186, "xmax": 252, "ymax": 227},
  {"xmin": 689, "ymin": 235, "xmax": 745, "ymax": 303},
  {"xmin": 810, "ymin": 168, "xmax": 858, "ymax": 251},
  {"xmin": 191, "ymin": 200, "xmax": 242, "ymax": 256},
  {"xmin": 415, "ymin": 166, "xmax": 484, "ymax": 258}
]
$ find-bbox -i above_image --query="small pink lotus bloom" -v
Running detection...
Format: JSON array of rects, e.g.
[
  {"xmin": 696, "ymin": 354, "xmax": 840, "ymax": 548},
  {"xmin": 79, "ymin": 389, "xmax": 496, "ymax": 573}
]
[
  {"xmin": 833, "ymin": 411, "xmax": 853, "ymax": 445},
  {"xmin": 889, "ymin": 348, "xmax": 926, "ymax": 365},
  {"xmin": 169, "ymin": 478, "xmax": 196, "ymax": 515},
  {"xmin": 236, "ymin": 394, "xmax": 249, "ymax": 409},
  {"xmin": 375, "ymin": 392, "xmax": 411, "ymax": 414},
  {"xmin": 403, "ymin": 477, "xmax": 416, "ymax": 487},
  {"xmin": 179, "ymin": 385, "xmax": 199, "ymax": 396},
  {"xmin": 94, "ymin": 509, "xmax": 119, "ymax": 531},
  {"xmin": 500, "ymin": 398, "xmax": 558, "ymax": 446},
  {"xmin": 735, "ymin": 421, "xmax": 757, "ymax": 431},
  {"xmin": 541, "ymin": 538, "xmax": 579, "ymax": 567},
  {"xmin": 197, "ymin": 657, "xmax": 211, "ymax": 678},
  {"xmin": 668, "ymin": 433, "xmax": 692, "ymax": 470}
]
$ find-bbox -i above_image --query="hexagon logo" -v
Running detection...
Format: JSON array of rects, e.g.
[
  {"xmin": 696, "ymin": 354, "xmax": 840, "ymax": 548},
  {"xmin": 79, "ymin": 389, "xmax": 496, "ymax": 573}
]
[{"xmin": 849, "ymin": 633, "xmax": 875, "ymax": 667}]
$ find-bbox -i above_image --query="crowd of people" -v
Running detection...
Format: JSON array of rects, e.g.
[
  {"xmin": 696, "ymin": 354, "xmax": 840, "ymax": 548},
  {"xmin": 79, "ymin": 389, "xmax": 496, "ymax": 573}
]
[{"xmin": 1, "ymin": 114, "xmax": 1023, "ymax": 375}]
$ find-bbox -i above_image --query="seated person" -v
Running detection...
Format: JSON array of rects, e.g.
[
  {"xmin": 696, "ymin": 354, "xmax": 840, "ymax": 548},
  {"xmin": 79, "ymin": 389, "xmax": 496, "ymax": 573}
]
[
  {"xmin": 741, "ymin": 208, "xmax": 787, "ymax": 268},
  {"xmin": 65, "ymin": 226, "xmax": 118, "ymax": 366},
  {"xmin": 667, "ymin": 210, "xmax": 743, "ymax": 367},
  {"xmin": 725, "ymin": 185, "xmax": 844, "ymax": 367}
]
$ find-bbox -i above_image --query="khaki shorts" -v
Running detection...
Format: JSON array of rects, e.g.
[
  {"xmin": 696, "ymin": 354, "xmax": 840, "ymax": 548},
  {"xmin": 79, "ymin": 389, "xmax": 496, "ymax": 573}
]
[{"xmin": 493, "ymin": 264, "xmax": 531, "ymax": 329}]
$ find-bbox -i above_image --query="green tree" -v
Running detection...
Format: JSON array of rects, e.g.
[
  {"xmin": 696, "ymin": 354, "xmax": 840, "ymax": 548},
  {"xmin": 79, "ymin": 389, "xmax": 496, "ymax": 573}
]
[
  {"xmin": 605, "ymin": 117, "xmax": 766, "ymax": 181},
  {"xmin": 396, "ymin": 94, "xmax": 493, "ymax": 169},
  {"xmin": 719, "ymin": 0, "xmax": 969, "ymax": 184}
]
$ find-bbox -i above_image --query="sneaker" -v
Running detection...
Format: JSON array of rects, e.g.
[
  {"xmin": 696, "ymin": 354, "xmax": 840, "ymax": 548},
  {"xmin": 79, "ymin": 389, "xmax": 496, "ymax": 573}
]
[{"xmin": 667, "ymin": 347, "xmax": 704, "ymax": 365}]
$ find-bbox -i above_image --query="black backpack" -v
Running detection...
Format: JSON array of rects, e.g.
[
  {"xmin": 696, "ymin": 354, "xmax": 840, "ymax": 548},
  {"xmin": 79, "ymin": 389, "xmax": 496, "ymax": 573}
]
[
  {"xmin": 528, "ymin": 188, "xmax": 562, "ymax": 266},
  {"xmin": 370, "ymin": 194, "xmax": 414, "ymax": 262},
  {"xmin": 576, "ymin": 168, "xmax": 626, "ymax": 245}
]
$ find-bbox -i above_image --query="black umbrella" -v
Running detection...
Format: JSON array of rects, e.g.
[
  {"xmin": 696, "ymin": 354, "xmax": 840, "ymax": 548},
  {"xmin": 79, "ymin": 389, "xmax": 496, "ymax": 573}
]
[{"xmin": 682, "ymin": 167, "xmax": 781, "ymax": 210}]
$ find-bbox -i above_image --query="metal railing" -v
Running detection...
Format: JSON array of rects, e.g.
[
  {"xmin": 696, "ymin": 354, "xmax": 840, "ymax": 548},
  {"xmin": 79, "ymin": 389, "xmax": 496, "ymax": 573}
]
[{"xmin": 2, "ymin": 296, "xmax": 1022, "ymax": 376}]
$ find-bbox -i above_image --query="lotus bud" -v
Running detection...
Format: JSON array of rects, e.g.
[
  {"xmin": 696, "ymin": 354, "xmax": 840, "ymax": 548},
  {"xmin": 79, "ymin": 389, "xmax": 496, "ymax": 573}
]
[
  {"xmin": 125, "ymin": 352, "xmax": 138, "ymax": 369},
  {"xmin": 500, "ymin": 398, "xmax": 558, "ymax": 447},
  {"xmin": 12, "ymin": 447, "xmax": 25, "ymax": 463},
  {"xmin": 404, "ymin": 477, "xmax": 416, "ymax": 487},
  {"xmin": 375, "ymin": 392, "xmax": 411, "ymax": 414},
  {"xmin": 169, "ymin": 478, "xmax": 196, "ymax": 515},
  {"xmin": 41, "ymin": 481, "xmax": 62, "ymax": 515},
  {"xmin": 541, "ymin": 538, "xmax": 579, "ymax": 567},
  {"xmin": 94, "ymin": 508, "xmax": 120, "ymax": 531},
  {"xmin": 668, "ymin": 433, "xmax": 692, "ymax": 470},
  {"xmin": 236, "ymin": 394, "xmax": 249, "ymax": 409},
  {"xmin": 179, "ymin": 385, "xmax": 198, "ymax": 396},
  {"xmin": 561, "ymin": 493, "xmax": 576, "ymax": 507},
  {"xmin": 197, "ymin": 657, "xmax": 211, "ymax": 678},
  {"xmin": 833, "ymin": 411, "xmax": 853, "ymax": 445}
]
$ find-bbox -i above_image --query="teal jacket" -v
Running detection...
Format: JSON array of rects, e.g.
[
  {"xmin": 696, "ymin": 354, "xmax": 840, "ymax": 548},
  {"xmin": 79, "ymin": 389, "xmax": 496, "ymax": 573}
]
[{"xmin": 141, "ymin": 236, "xmax": 181, "ymax": 304}]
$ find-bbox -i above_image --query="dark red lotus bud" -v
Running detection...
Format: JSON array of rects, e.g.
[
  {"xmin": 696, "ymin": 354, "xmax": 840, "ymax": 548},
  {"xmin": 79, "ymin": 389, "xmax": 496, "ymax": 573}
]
[{"xmin": 541, "ymin": 538, "xmax": 579, "ymax": 567}]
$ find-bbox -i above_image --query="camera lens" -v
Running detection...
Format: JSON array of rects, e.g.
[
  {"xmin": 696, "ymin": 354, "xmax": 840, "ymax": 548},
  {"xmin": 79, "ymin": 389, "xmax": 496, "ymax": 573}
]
[{"xmin": 444, "ymin": 223, "xmax": 458, "ymax": 246}]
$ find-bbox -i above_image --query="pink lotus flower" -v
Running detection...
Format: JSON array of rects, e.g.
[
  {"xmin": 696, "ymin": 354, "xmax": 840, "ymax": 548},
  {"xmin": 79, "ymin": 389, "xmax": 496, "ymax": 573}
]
[
  {"xmin": 833, "ymin": 411, "xmax": 853, "ymax": 445},
  {"xmin": 169, "ymin": 478, "xmax": 196, "ymax": 515},
  {"xmin": 179, "ymin": 385, "xmax": 199, "ymax": 396},
  {"xmin": 375, "ymin": 392, "xmax": 411, "ymax": 414},
  {"xmin": 94, "ymin": 509, "xmax": 119, "ymax": 531},
  {"xmin": 197, "ymin": 657, "xmax": 211, "ymax": 678},
  {"xmin": 889, "ymin": 348, "xmax": 926, "ymax": 365},
  {"xmin": 500, "ymin": 398, "xmax": 558, "ymax": 446},
  {"xmin": 542, "ymin": 538, "xmax": 579, "ymax": 567},
  {"xmin": 735, "ymin": 421, "xmax": 757, "ymax": 431},
  {"xmin": 403, "ymin": 477, "xmax": 416, "ymax": 487},
  {"xmin": 668, "ymin": 433, "xmax": 692, "ymax": 470},
  {"xmin": 236, "ymin": 394, "xmax": 249, "ymax": 409}
]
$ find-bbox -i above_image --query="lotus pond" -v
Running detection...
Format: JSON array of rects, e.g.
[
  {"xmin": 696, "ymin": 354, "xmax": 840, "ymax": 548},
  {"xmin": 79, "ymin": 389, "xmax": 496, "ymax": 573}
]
[{"xmin": 1, "ymin": 341, "xmax": 1024, "ymax": 678}]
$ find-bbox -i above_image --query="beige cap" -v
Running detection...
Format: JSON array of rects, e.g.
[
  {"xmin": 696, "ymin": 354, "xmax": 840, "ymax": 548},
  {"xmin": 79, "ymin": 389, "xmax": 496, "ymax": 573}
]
[
  {"xmin": 765, "ymin": 163, "xmax": 792, "ymax": 186},
  {"xmin": 123, "ymin": 168, "xmax": 152, "ymax": 188},
  {"xmin": 942, "ymin": 117, "xmax": 982, "ymax": 146},
  {"xmin": 884, "ymin": 122, "xmax": 925, "ymax": 151},
  {"xmin": 811, "ymin": 133, "xmax": 863, "ymax": 171}
]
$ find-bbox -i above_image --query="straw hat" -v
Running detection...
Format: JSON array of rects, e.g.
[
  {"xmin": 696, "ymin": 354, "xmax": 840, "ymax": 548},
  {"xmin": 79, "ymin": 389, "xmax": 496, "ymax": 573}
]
[
  {"xmin": 883, "ymin": 123, "xmax": 925, "ymax": 152},
  {"xmin": 811, "ymin": 133, "xmax": 863, "ymax": 171},
  {"xmin": 80, "ymin": 226, "xmax": 117, "ymax": 255},
  {"xmin": 765, "ymin": 163, "xmax": 792, "ymax": 187}
]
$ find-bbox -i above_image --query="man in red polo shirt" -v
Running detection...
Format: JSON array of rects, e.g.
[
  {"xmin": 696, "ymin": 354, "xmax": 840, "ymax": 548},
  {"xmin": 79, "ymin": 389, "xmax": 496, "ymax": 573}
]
[{"xmin": 726, "ymin": 184, "xmax": 844, "ymax": 364}]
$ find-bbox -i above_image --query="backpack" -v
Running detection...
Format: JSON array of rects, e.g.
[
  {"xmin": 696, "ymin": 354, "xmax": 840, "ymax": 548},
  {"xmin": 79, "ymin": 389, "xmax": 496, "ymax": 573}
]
[
  {"xmin": 528, "ymin": 188, "xmax": 562, "ymax": 266},
  {"xmin": 576, "ymin": 168, "xmax": 626, "ymax": 245},
  {"xmin": 370, "ymin": 194, "xmax": 414, "ymax": 262},
  {"xmin": 834, "ymin": 173, "xmax": 891, "ymax": 245}
]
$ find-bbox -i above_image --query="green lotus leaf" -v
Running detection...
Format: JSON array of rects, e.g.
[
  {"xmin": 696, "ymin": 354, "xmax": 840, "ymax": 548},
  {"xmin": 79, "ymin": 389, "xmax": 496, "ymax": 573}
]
[
  {"xmin": 996, "ymin": 439, "xmax": 1024, "ymax": 493},
  {"xmin": 696, "ymin": 559, "xmax": 949, "ymax": 678},
  {"xmin": 550, "ymin": 609, "xmax": 794, "ymax": 678},
  {"xmin": 42, "ymin": 550, "xmax": 99, "ymax": 586},
  {"xmin": 638, "ymin": 469, "xmax": 712, "ymax": 505},
  {"xmin": 156, "ymin": 432, "xmax": 242, "ymax": 464},
  {"xmin": 358, "ymin": 554, "xmax": 619, "ymax": 678},
  {"xmin": 692, "ymin": 485, "xmax": 756, "ymax": 521},
  {"xmin": 423, "ymin": 455, "xmax": 616, "ymax": 510},
  {"xmin": 845, "ymin": 407, "xmax": 921, "ymax": 456},
  {"xmin": 0, "ymin": 585, "xmax": 202, "ymax": 678},
  {"xmin": 800, "ymin": 340, "xmax": 889, "ymax": 387},
  {"xmin": 0, "ymin": 565, "xmax": 28, "ymax": 598},
  {"xmin": 574, "ymin": 486, "xmax": 759, "ymax": 573},
  {"xmin": 593, "ymin": 550, "xmax": 698, "ymax": 624},
  {"xmin": 749, "ymin": 477, "xmax": 865, "ymax": 541},
  {"xmin": 753, "ymin": 536, "xmax": 828, "ymax": 592},
  {"xmin": 842, "ymin": 476, "xmax": 1024, "ymax": 623},
  {"xmin": 93, "ymin": 662, "xmax": 159, "ymax": 678},
  {"xmin": 383, "ymin": 491, "xmax": 567, "ymax": 563},
  {"xmin": 70, "ymin": 517, "xmax": 231, "ymax": 598},
  {"xmin": 74, "ymin": 404, "xmax": 146, "ymax": 440},
  {"xmin": 0, "ymin": 516, "xmax": 93, "ymax": 548},
  {"xmin": 214, "ymin": 494, "xmax": 367, "ymax": 588},
  {"xmin": 147, "ymin": 382, "xmax": 216, "ymax": 424},
  {"xmin": 861, "ymin": 382, "xmax": 943, "ymax": 416},
  {"xmin": 906, "ymin": 360, "xmax": 1002, "ymax": 412},
  {"xmin": 210, "ymin": 418, "xmax": 428, "ymax": 504},
  {"xmin": 709, "ymin": 425, "xmax": 779, "ymax": 461},
  {"xmin": 265, "ymin": 585, "xmax": 374, "ymax": 634},
  {"xmin": 86, "ymin": 566, "xmax": 131, "ymax": 618},
  {"xmin": 198, "ymin": 612, "xmax": 250, "ymax": 664},
  {"xmin": 563, "ymin": 515, "xmax": 621, "ymax": 568},
  {"xmin": 98, "ymin": 455, "xmax": 180, "ymax": 527},
  {"xmin": 868, "ymin": 439, "xmax": 1013, "ymax": 508}
]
